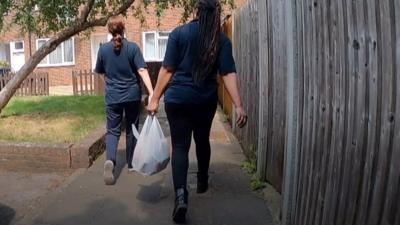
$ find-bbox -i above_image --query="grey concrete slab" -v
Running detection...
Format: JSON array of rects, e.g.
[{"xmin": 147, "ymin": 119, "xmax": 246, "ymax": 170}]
[{"xmin": 0, "ymin": 170, "xmax": 75, "ymax": 225}]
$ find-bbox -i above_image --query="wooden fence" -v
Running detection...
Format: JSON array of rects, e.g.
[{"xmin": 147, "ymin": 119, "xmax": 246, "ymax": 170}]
[
  {"xmin": 0, "ymin": 72, "xmax": 49, "ymax": 96},
  {"xmin": 224, "ymin": 0, "xmax": 400, "ymax": 224},
  {"xmin": 288, "ymin": 0, "xmax": 400, "ymax": 225},
  {"xmin": 224, "ymin": 0, "xmax": 286, "ymax": 192},
  {"xmin": 72, "ymin": 70, "xmax": 105, "ymax": 95},
  {"xmin": 218, "ymin": 17, "xmax": 235, "ymax": 122},
  {"xmin": 72, "ymin": 63, "xmax": 162, "ymax": 96}
]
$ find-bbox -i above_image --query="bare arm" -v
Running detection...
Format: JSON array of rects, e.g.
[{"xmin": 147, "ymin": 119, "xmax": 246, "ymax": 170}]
[
  {"xmin": 222, "ymin": 72, "xmax": 247, "ymax": 127},
  {"xmin": 147, "ymin": 66, "xmax": 175, "ymax": 113},
  {"xmin": 222, "ymin": 72, "xmax": 243, "ymax": 108},
  {"xmin": 137, "ymin": 68, "xmax": 154, "ymax": 96}
]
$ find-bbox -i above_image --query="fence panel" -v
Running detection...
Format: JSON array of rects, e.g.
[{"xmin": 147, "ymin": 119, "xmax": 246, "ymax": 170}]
[
  {"xmin": 72, "ymin": 63, "xmax": 161, "ymax": 97},
  {"xmin": 232, "ymin": 0, "xmax": 261, "ymax": 162},
  {"xmin": 290, "ymin": 0, "xmax": 400, "ymax": 224},
  {"xmin": 218, "ymin": 17, "xmax": 234, "ymax": 122},
  {"xmin": 226, "ymin": 0, "xmax": 400, "ymax": 223},
  {"xmin": 0, "ymin": 72, "xmax": 49, "ymax": 96},
  {"xmin": 72, "ymin": 70, "xmax": 105, "ymax": 96},
  {"xmin": 221, "ymin": 0, "xmax": 287, "ymax": 192}
]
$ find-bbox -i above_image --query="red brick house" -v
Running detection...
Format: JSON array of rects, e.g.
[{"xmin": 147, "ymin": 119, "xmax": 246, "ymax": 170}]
[{"xmin": 0, "ymin": 2, "xmax": 244, "ymax": 87}]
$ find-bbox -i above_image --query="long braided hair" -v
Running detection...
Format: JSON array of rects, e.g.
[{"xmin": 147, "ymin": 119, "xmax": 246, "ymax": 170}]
[{"xmin": 193, "ymin": 0, "xmax": 221, "ymax": 85}]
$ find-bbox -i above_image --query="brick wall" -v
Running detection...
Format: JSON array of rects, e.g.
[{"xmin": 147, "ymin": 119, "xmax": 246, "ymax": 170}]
[
  {"xmin": 0, "ymin": 1, "xmax": 246, "ymax": 86},
  {"xmin": 0, "ymin": 141, "xmax": 72, "ymax": 171},
  {"xmin": 33, "ymin": 36, "xmax": 92, "ymax": 86},
  {"xmin": 0, "ymin": 126, "xmax": 106, "ymax": 171}
]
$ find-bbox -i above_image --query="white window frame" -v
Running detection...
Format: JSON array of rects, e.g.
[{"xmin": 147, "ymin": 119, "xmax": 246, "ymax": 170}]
[
  {"xmin": 12, "ymin": 41, "xmax": 25, "ymax": 53},
  {"xmin": 142, "ymin": 31, "xmax": 170, "ymax": 62},
  {"xmin": 36, "ymin": 38, "xmax": 75, "ymax": 67}
]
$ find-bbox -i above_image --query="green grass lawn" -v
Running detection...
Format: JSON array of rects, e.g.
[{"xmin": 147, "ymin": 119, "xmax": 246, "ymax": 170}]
[{"xmin": 0, "ymin": 95, "xmax": 106, "ymax": 143}]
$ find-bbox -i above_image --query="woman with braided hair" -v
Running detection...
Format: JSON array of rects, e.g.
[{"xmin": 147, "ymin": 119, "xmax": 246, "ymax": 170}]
[{"xmin": 148, "ymin": 0, "xmax": 247, "ymax": 222}]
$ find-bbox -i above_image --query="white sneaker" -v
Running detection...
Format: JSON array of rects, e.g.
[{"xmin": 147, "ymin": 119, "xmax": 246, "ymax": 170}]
[{"xmin": 103, "ymin": 160, "xmax": 115, "ymax": 185}]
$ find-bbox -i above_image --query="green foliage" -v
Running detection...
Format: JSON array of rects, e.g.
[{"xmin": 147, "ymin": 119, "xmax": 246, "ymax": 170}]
[
  {"xmin": 0, "ymin": 60, "xmax": 9, "ymax": 68},
  {"xmin": 242, "ymin": 159, "xmax": 257, "ymax": 174},
  {"xmin": 1, "ymin": 0, "xmax": 129, "ymax": 36},
  {"xmin": 250, "ymin": 174, "xmax": 267, "ymax": 191},
  {"xmin": 242, "ymin": 157, "xmax": 267, "ymax": 191},
  {"xmin": 2, "ymin": 0, "xmax": 83, "ymax": 36},
  {"xmin": 1, "ymin": 0, "xmax": 235, "ymax": 36}
]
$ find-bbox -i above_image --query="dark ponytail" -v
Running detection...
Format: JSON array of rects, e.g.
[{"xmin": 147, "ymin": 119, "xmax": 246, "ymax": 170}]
[
  {"xmin": 113, "ymin": 34, "xmax": 123, "ymax": 50},
  {"xmin": 193, "ymin": 0, "xmax": 221, "ymax": 85},
  {"xmin": 107, "ymin": 16, "xmax": 125, "ymax": 51}
]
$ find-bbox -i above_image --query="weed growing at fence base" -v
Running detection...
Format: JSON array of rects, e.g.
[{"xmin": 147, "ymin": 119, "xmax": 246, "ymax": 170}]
[
  {"xmin": 242, "ymin": 160, "xmax": 257, "ymax": 174},
  {"xmin": 250, "ymin": 175, "xmax": 267, "ymax": 191},
  {"xmin": 242, "ymin": 158, "xmax": 267, "ymax": 191},
  {"xmin": 0, "ymin": 96, "xmax": 105, "ymax": 143}
]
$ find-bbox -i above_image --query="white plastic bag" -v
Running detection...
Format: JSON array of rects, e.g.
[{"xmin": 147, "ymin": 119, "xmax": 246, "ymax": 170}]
[{"xmin": 131, "ymin": 115, "xmax": 170, "ymax": 176}]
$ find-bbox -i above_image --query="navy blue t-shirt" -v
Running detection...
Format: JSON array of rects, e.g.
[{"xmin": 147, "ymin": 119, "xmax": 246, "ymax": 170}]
[
  {"xmin": 163, "ymin": 20, "xmax": 236, "ymax": 104},
  {"xmin": 95, "ymin": 39, "xmax": 147, "ymax": 105}
]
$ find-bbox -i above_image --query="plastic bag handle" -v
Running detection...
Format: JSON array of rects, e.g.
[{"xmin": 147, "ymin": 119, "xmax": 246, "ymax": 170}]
[
  {"xmin": 132, "ymin": 124, "xmax": 140, "ymax": 139},
  {"xmin": 132, "ymin": 116, "xmax": 153, "ymax": 139},
  {"xmin": 152, "ymin": 116, "xmax": 165, "ymax": 139}
]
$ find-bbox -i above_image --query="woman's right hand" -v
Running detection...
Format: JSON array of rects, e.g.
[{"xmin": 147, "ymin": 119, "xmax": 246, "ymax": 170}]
[{"xmin": 235, "ymin": 106, "xmax": 248, "ymax": 128}]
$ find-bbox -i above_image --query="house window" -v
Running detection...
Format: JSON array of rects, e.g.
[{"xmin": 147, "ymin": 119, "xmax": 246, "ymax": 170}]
[
  {"xmin": 36, "ymin": 38, "xmax": 75, "ymax": 67},
  {"xmin": 143, "ymin": 31, "xmax": 170, "ymax": 61},
  {"xmin": 0, "ymin": 43, "xmax": 11, "ymax": 68},
  {"xmin": 13, "ymin": 41, "xmax": 24, "ymax": 53}
]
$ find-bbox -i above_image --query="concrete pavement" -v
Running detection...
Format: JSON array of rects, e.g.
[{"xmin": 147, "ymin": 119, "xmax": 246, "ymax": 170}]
[{"xmin": 13, "ymin": 108, "xmax": 275, "ymax": 225}]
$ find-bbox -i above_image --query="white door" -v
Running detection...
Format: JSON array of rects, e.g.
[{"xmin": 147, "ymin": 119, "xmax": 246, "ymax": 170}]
[
  {"xmin": 10, "ymin": 41, "xmax": 25, "ymax": 72},
  {"xmin": 91, "ymin": 34, "xmax": 112, "ymax": 70}
]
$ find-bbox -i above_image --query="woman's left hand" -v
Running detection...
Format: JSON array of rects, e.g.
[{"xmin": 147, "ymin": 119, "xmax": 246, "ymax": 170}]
[{"xmin": 147, "ymin": 97, "xmax": 159, "ymax": 115}]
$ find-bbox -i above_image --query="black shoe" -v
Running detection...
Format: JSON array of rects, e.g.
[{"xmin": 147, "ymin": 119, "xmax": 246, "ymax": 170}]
[
  {"xmin": 172, "ymin": 188, "xmax": 188, "ymax": 223},
  {"xmin": 197, "ymin": 173, "xmax": 209, "ymax": 194}
]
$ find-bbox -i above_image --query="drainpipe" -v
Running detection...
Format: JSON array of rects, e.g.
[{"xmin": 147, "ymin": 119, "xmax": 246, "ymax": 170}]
[{"xmin": 28, "ymin": 31, "xmax": 32, "ymax": 57}]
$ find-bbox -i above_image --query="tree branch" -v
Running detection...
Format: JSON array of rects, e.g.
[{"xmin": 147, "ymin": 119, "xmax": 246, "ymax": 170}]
[
  {"xmin": 83, "ymin": 0, "xmax": 136, "ymax": 28},
  {"xmin": 111, "ymin": 0, "xmax": 136, "ymax": 16},
  {"xmin": 79, "ymin": 0, "xmax": 96, "ymax": 23}
]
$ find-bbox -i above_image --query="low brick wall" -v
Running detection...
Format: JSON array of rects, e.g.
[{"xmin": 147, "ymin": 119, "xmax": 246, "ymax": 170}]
[
  {"xmin": 0, "ymin": 142, "xmax": 72, "ymax": 171},
  {"xmin": 71, "ymin": 127, "xmax": 106, "ymax": 169},
  {"xmin": 0, "ymin": 127, "xmax": 106, "ymax": 171}
]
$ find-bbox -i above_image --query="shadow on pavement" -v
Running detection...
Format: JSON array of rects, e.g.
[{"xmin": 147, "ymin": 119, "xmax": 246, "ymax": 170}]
[
  {"xmin": 0, "ymin": 203, "xmax": 15, "ymax": 225},
  {"xmin": 136, "ymin": 179, "xmax": 165, "ymax": 204},
  {"xmin": 113, "ymin": 150, "xmax": 128, "ymax": 182}
]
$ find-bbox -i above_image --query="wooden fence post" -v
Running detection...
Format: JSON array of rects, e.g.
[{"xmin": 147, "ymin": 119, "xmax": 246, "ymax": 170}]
[
  {"xmin": 256, "ymin": 0, "xmax": 268, "ymax": 181},
  {"xmin": 72, "ymin": 71, "xmax": 76, "ymax": 95},
  {"xmin": 282, "ymin": 0, "xmax": 300, "ymax": 224},
  {"xmin": 45, "ymin": 73, "xmax": 50, "ymax": 95}
]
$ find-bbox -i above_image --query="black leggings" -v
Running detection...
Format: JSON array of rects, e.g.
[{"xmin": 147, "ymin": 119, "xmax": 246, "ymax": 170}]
[{"xmin": 165, "ymin": 102, "xmax": 218, "ymax": 190}]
